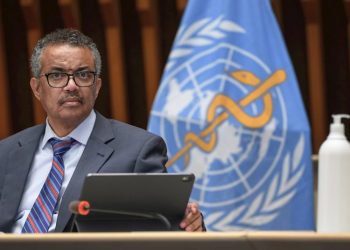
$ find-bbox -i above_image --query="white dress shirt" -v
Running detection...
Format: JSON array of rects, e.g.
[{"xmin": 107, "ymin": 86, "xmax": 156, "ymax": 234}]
[{"xmin": 12, "ymin": 110, "xmax": 96, "ymax": 233}]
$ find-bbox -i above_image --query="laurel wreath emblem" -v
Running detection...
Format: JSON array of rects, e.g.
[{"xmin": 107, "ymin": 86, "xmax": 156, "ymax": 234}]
[
  {"xmin": 165, "ymin": 16, "xmax": 245, "ymax": 71},
  {"xmin": 205, "ymin": 135, "xmax": 306, "ymax": 231}
]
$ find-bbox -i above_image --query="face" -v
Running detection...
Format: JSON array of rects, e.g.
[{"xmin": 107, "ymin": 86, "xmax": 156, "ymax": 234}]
[{"xmin": 30, "ymin": 44, "xmax": 101, "ymax": 135}]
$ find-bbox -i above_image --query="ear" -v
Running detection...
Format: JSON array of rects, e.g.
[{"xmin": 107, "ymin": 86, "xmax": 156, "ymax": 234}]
[
  {"xmin": 30, "ymin": 77, "xmax": 41, "ymax": 101},
  {"xmin": 94, "ymin": 77, "xmax": 102, "ymax": 99}
]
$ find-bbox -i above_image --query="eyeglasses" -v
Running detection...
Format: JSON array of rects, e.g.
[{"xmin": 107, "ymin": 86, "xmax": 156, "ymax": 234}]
[{"xmin": 39, "ymin": 71, "xmax": 97, "ymax": 88}]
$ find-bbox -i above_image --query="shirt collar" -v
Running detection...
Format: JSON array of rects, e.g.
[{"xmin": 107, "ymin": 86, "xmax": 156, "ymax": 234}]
[{"xmin": 41, "ymin": 110, "xmax": 96, "ymax": 150}]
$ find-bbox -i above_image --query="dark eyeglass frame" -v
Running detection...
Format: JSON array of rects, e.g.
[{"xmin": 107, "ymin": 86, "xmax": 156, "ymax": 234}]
[{"xmin": 39, "ymin": 71, "xmax": 97, "ymax": 88}]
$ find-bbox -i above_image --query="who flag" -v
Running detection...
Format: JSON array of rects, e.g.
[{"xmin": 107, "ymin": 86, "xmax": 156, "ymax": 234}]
[{"xmin": 148, "ymin": 0, "xmax": 314, "ymax": 230}]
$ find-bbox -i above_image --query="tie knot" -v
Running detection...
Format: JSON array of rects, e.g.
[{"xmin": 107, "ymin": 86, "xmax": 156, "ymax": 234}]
[{"xmin": 49, "ymin": 138, "xmax": 76, "ymax": 156}]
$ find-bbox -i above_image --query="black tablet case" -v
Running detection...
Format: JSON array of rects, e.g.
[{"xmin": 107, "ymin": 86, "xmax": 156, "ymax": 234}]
[{"xmin": 74, "ymin": 173, "xmax": 195, "ymax": 232}]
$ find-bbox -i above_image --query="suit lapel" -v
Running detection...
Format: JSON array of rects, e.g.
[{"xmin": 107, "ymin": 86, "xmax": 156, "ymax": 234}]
[
  {"xmin": 0, "ymin": 125, "xmax": 44, "ymax": 231},
  {"xmin": 55, "ymin": 112, "xmax": 115, "ymax": 232}
]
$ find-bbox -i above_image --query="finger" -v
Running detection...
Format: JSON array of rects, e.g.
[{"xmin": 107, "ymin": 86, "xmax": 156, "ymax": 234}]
[
  {"xmin": 185, "ymin": 220, "xmax": 202, "ymax": 232},
  {"xmin": 193, "ymin": 223, "xmax": 203, "ymax": 232},
  {"xmin": 187, "ymin": 202, "xmax": 199, "ymax": 214},
  {"xmin": 180, "ymin": 211, "xmax": 200, "ymax": 229},
  {"xmin": 184, "ymin": 214, "xmax": 202, "ymax": 231},
  {"xmin": 183, "ymin": 209, "xmax": 201, "ymax": 224},
  {"xmin": 190, "ymin": 205, "xmax": 198, "ymax": 214}
]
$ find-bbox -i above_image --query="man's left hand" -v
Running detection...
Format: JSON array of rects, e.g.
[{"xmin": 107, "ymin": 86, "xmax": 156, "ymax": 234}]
[{"xmin": 179, "ymin": 202, "xmax": 205, "ymax": 232}]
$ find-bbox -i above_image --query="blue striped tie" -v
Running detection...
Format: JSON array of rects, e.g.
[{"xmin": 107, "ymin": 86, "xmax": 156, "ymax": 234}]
[{"xmin": 22, "ymin": 138, "xmax": 75, "ymax": 233}]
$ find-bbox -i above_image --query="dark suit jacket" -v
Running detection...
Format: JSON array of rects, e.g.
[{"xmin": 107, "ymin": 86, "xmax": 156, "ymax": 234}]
[{"xmin": 0, "ymin": 112, "xmax": 167, "ymax": 232}]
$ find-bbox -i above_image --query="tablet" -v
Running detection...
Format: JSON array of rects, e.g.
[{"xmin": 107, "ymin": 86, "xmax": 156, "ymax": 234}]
[{"xmin": 74, "ymin": 173, "xmax": 195, "ymax": 232}]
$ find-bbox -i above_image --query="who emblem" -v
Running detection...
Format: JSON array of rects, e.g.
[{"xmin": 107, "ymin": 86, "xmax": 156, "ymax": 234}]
[{"xmin": 149, "ymin": 18, "xmax": 306, "ymax": 230}]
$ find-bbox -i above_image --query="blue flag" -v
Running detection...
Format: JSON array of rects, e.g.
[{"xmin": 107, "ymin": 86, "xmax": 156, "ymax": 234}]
[{"xmin": 148, "ymin": 0, "xmax": 314, "ymax": 231}]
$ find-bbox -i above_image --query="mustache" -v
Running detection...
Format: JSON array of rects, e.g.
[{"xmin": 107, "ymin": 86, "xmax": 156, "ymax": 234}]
[{"xmin": 58, "ymin": 93, "xmax": 83, "ymax": 105}]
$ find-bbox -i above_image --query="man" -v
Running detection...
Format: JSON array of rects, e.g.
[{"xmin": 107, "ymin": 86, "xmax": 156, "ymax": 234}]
[{"xmin": 0, "ymin": 29, "xmax": 204, "ymax": 233}]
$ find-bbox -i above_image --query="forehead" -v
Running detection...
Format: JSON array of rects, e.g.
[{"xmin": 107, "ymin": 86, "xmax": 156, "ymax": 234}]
[{"xmin": 40, "ymin": 44, "xmax": 95, "ymax": 71}]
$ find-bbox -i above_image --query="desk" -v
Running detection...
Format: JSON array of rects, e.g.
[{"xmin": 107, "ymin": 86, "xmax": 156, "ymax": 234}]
[{"xmin": 1, "ymin": 232, "xmax": 350, "ymax": 250}]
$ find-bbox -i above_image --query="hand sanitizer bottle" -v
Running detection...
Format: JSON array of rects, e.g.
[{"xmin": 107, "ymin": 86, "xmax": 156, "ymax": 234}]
[{"xmin": 317, "ymin": 114, "xmax": 350, "ymax": 232}]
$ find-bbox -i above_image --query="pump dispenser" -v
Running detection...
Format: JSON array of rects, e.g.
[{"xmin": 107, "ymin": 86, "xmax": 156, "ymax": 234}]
[{"xmin": 317, "ymin": 114, "xmax": 350, "ymax": 232}]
